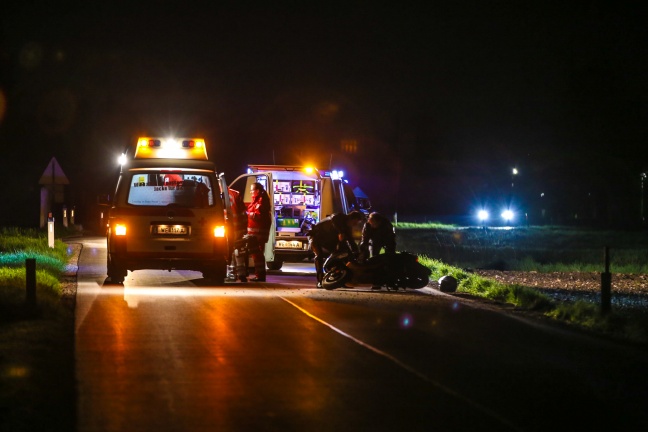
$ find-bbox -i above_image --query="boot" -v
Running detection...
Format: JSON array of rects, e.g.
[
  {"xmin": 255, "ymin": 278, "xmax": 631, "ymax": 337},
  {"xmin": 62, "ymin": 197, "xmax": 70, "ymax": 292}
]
[
  {"xmin": 315, "ymin": 257, "xmax": 324, "ymax": 288},
  {"xmin": 253, "ymin": 258, "xmax": 266, "ymax": 282}
]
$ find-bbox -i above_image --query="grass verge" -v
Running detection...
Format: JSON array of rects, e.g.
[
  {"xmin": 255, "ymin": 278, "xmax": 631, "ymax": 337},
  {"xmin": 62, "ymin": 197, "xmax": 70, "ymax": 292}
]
[
  {"xmin": 0, "ymin": 228, "xmax": 76, "ymax": 432},
  {"xmin": 420, "ymin": 255, "xmax": 648, "ymax": 344}
]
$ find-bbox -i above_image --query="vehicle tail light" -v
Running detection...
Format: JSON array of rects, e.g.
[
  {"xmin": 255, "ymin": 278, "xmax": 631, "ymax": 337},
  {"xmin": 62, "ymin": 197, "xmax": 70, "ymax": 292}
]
[
  {"xmin": 213, "ymin": 225, "xmax": 225, "ymax": 238},
  {"xmin": 115, "ymin": 224, "xmax": 127, "ymax": 236}
]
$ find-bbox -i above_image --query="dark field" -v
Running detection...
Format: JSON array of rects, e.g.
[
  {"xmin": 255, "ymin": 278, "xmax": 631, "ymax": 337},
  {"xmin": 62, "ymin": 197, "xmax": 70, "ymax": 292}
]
[{"xmin": 396, "ymin": 225, "xmax": 648, "ymax": 273}]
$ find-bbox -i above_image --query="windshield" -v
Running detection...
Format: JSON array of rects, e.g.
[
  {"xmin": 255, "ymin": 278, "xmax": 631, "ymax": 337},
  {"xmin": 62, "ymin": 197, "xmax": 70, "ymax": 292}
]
[{"xmin": 126, "ymin": 171, "xmax": 215, "ymax": 207}]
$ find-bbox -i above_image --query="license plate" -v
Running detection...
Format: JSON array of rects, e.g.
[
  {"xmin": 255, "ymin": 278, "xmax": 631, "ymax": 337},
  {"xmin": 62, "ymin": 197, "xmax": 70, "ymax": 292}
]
[
  {"xmin": 276, "ymin": 240, "xmax": 303, "ymax": 249},
  {"xmin": 155, "ymin": 225, "xmax": 188, "ymax": 235}
]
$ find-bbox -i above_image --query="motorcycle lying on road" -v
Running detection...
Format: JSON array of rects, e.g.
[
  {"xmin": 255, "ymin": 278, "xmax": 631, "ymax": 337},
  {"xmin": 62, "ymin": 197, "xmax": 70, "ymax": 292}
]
[{"xmin": 321, "ymin": 243, "xmax": 431, "ymax": 290}]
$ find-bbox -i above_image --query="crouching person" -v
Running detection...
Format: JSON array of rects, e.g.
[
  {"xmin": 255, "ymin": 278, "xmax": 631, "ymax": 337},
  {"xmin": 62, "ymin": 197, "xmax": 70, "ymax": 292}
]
[
  {"xmin": 308, "ymin": 211, "xmax": 366, "ymax": 288},
  {"xmin": 359, "ymin": 212, "xmax": 396, "ymax": 258}
]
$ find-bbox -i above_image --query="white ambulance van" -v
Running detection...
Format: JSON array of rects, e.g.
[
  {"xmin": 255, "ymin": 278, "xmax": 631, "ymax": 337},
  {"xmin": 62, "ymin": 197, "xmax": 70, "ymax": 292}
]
[
  {"xmin": 103, "ymin": 137, "xmax": 230, "ymax": 284},
  {"xmin": 228, "ymin": 165, "xmax": 368, "ymax": 270}
]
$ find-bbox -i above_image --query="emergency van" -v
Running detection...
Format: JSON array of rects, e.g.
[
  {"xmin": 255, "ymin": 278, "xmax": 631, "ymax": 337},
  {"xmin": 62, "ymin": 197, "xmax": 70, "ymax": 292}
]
[
  {"xmin": 102, "ymin": 137, "xmax": 230, "ymax": 284},
  {"xmin": 228, "ymin": 165, "xmax": 368, "ymax": 270}
]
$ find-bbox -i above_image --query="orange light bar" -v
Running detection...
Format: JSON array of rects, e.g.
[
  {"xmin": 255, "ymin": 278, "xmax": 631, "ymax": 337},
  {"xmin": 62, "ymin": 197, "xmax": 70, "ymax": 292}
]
[{"xmin": 134, "ymin": 137, "xmax": 208, "ymax": 160}]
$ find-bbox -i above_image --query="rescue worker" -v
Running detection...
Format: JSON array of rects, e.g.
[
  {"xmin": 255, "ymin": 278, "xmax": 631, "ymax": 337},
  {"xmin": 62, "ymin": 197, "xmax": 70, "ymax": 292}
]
[
  {"xmin": 360, "ymin": 212, "xmax": 396, "ymax": 258},
  {"xmin": 227, "ymin": 188, "xmax": 248, "ymax": 282},
  {"xmin": 308, "ymin": 210, "xmax": 366, "ymax": 288},
  {"xmin": 245, "ymin": 182, "xmax": 272, "ymax": 282}
]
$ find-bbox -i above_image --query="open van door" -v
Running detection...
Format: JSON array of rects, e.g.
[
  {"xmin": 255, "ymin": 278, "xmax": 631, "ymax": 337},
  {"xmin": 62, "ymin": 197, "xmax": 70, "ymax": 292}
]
[{"xmin": 228, "ymin": 172, "xmax": 276, "ymax": 265}]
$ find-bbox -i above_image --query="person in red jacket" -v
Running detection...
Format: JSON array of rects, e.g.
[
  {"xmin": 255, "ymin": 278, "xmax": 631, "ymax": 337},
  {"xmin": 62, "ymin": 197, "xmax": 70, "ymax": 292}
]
[{"xmin": 246, "ymin": 182, "xmax": 272, "ymax": 282}]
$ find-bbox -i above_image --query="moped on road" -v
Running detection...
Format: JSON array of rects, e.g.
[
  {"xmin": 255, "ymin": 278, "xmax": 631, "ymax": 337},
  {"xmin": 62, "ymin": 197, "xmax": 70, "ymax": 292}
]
[{"xmin": 321, "ymin": 243, "xmax": 431, "ymax": 290}]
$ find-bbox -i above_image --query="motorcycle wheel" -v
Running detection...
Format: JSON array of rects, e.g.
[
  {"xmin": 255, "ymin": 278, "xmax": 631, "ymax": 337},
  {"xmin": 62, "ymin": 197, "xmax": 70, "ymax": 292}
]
[
  {"xmin": 322, "ymin": 268, "xmax": 352, "ymax": 290},
  {"xmin": 404, "ymin": 264, "xmax": 431, "ymax": 289}
]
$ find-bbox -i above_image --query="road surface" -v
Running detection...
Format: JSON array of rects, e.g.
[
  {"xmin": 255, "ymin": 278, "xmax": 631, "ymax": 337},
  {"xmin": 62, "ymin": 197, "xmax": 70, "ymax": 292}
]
[{"xmin": 75, "ymin": 237, "xmax": 648, "ymax": 431}]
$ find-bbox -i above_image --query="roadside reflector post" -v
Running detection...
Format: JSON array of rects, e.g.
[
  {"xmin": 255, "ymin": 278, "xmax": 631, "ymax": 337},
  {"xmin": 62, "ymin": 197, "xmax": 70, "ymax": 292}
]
[
  {"xmin": 601, "ymin": 246, "xmax": 612, "ymax": 315},
  {"xmin": 62, "ymin": 205, "xmax": 68, "ymax": 228},
  {"xmin": 48, "ymin": 213, "xmax": 55, "ymax": 248},
  {"xmin": 26, "ymin": 258, "xmax": 36, "ymax": 308}
]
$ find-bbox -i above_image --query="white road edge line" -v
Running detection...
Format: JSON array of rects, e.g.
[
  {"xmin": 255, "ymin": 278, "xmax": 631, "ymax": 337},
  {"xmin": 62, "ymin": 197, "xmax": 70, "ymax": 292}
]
[{"xmin": 279, "ymin": 295, "xmax": 524, "ymax": 432}]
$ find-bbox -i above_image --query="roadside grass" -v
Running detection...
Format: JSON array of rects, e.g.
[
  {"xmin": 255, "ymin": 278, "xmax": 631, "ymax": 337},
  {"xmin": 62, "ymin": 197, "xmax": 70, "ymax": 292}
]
[
  {"xmin": 0, "ymin": 227, "xmax": 75, "ymax": 432},
  {"xmin": 419, "ymin": 252, "xmax": 648, "ymax": 344}
]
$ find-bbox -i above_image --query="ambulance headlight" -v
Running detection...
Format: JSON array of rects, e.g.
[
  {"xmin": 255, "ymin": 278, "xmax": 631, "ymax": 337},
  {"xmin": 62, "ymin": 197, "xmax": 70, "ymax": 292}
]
[{"xmin": 213, "ymin": 226, "xmax": 225, "ymax": 238}]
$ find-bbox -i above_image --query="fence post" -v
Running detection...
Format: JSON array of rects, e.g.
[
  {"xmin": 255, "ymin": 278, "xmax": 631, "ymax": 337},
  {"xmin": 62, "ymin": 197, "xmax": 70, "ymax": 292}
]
[
  {"xmin": 25, "ymin": 258, "xmax": 36, "ymax": 308},
  {"xmin": 601, "ymin": 246, "xmax": 611, "ymax": 315}
]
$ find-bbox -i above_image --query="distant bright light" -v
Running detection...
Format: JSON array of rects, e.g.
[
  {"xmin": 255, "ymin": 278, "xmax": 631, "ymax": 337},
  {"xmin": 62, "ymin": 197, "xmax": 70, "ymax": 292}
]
[
  {"xmin": 501, "ymin": 210, "xmax": 514, "ymax": 222},
  {"xmin": 512, "ymin": 168, "xmax": 518, "ymax": 175},
  {"xmin": 118, "ymin": 153, "xmax": 127, "ymax": 165},
  {"xmin": 478, "ymin": 210, "xmax": 489, "ymax": 221}
]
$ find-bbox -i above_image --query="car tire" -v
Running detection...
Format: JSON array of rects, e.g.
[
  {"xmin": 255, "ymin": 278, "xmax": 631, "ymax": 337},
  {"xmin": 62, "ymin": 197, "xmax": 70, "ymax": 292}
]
[
  {"xmin": 107, "ymin": 255, "xmax": 126, "ymax": 284},
  {"xmin": 267, "ymin": 261, "xmax": 283, "ymax": 271}
]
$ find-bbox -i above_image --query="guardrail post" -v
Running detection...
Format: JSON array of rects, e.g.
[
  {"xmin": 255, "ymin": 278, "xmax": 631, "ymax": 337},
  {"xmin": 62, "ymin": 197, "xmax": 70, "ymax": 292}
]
[
  {"xmin": 25, "ymin": 258, "xmax": 36, "ymax": 309},
  {"xmin": 601, "ymin": 246, "xmax": 611, "ymax": 315}
]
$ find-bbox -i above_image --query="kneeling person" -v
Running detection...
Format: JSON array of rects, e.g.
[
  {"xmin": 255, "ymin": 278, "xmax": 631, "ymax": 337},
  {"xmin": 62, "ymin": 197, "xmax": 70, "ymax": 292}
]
[{"xmin": 308, "ymin": 211, "xmax": 366, "ymax": 288}]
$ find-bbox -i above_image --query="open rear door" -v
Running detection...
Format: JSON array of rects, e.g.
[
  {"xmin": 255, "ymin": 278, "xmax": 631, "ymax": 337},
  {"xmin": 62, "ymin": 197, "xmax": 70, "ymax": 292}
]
[{"xmin": 228, "ymin": 172, "xmax": 276, "ymax": 264}]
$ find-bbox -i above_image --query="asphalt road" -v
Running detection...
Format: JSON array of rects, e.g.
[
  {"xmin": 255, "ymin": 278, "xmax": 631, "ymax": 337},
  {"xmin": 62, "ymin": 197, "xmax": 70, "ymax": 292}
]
[{"xmin": 75, "ymin": 237, "xmax": 648, "ymax": 431}]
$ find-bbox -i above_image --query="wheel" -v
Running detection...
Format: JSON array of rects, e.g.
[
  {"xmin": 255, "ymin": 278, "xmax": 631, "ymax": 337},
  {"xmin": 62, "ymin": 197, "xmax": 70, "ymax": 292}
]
[
  {"xmin": 404, "ymin": 263, "xmax": 431, "ymax": 288},
  {"xmin": 107, "ymin": 255, "xmax": 126, "ymax": 284},
  {"xmin": 267, "ymin": 260, "xmax": 283, "ymax": 271},
  {"xmin": 321, "ymin": 267, "xmax": 352, "ymax": 290}
]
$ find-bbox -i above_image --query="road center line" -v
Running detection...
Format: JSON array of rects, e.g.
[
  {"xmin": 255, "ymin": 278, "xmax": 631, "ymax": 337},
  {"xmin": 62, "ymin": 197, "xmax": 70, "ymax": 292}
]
[{"xmin": 279, "ymin": 296, "xmax": 523, "ymax": 432}]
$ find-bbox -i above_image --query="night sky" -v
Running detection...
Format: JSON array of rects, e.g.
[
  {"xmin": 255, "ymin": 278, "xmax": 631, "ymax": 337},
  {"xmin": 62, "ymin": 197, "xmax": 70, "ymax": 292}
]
[{"xmin": 1, "ymin": 2, "xmax": 647, "ymax": 228}]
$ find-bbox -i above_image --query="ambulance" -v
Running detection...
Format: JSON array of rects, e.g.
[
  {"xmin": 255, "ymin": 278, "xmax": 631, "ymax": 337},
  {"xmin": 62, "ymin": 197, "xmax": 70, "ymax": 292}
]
[
  {"xmin": 102, "ymin": 137, "xmax": 230, "ymax": 284},
  {"xmin": 228, "ymin": 165, "xmax": 369, "ymax": 270}
]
